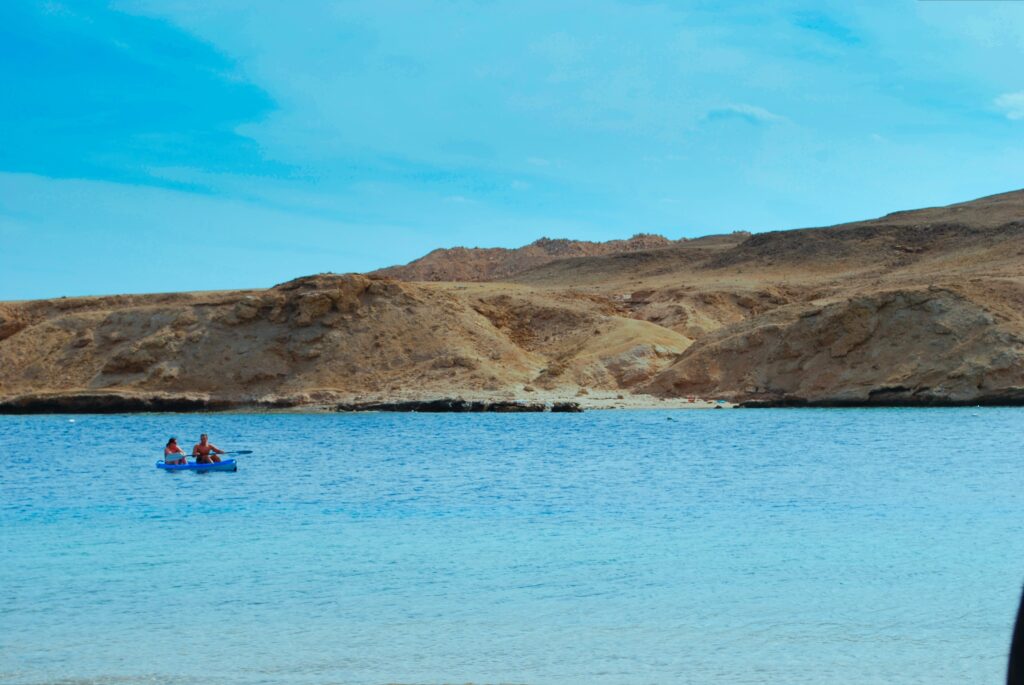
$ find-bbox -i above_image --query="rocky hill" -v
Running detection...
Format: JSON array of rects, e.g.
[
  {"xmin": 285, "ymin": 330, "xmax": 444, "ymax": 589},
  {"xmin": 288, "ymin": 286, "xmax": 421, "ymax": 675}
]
[
  {"xmin": 371, "ymin": 233, "xmax": 690, "ymax": 281},
  {"xmin": 0, "ymin": 273, "xmax": 691, "ymax": 411},
  {"xmin": 2, "ymin": 190, "xmax": 1023, "ymax": 411}
]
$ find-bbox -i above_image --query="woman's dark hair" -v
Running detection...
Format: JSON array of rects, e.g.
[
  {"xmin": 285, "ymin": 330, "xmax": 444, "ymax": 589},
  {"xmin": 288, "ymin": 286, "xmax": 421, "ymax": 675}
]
[{"xmin": 166, "ymin": 437, "xmax": 177, "ymax": 447}]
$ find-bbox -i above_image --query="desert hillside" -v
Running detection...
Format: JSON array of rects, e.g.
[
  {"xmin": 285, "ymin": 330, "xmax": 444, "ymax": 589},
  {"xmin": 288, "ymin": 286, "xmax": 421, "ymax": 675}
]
[
  {"xmin": 2, "ymin": 190, "xmax": 1024, "ymax": 411},
  {"xmin": 369, "ymin": 233, "xmax": 738, "ymax": 282}
]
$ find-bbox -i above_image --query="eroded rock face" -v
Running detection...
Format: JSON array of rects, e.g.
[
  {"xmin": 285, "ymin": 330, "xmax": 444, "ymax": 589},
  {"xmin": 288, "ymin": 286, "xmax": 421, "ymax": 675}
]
[
  {"xmin": 6, "ymin": 270, "xmax": 1024, "ymax": 409},
  {"xmin": 0, "ymin": 272, "xmax": 687, "ymax": 409},
  {"xmin": 0, "ymin": 306, "xmax": 28, "ymax": 341},
  {"xmin": 642, "ymin": 288, "xmax": 1024, "ymax": 405}
]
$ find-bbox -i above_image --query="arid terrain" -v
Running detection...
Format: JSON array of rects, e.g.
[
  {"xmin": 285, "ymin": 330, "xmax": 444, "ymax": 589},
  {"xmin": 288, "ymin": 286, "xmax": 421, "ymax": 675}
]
[{"xmin": 3, "ymin": 189, "xmax": 1024, "ymax": 411}]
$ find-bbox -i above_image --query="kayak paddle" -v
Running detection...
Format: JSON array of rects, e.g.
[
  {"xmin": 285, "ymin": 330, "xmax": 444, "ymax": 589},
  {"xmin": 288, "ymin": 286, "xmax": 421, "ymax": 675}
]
[{"xmin": 176, "ymin": 450, "xmax": 252, "ymax": 459}]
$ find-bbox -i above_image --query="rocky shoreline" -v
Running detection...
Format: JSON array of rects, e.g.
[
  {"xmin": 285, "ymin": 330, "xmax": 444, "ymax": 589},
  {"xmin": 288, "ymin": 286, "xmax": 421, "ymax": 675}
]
[
  {"xmin": 0, "ymin": 392, "xmax": 593, "ymax": 414},
  {"xmin": 0, "ymin": 393, "xmax": 300, "ymax": 414},
  {"xmin": 5, "ymin": 389, "xmax": 1024, "ymax": 414},
  {"xmin": 739, "ymin": 393, "xmax": 1024, "ymax": 408},
  {"xmin": 336, "ymin": 398, "xmax": 584, "ymax": 412}
]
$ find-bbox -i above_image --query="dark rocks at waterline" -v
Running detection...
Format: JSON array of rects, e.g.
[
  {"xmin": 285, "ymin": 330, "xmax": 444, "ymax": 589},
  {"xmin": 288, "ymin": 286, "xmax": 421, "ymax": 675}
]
[
  {"xmin": 0, "ymin": 393, "xmax": 587, "ymax": 414},
  {"xmin": 336, "ymin": 399, "xmax": 497, "ymax": 412},
  {"xmin": 0, "ymin": 393, "xmax": 301, "ymax": 414},
  {"xmin": 738, "ymin": 389, "xmax": 1024, "ymax": 408},
  {"xmin": 336, "ymin": 399, "xmax": 583, "ymax": 413}
]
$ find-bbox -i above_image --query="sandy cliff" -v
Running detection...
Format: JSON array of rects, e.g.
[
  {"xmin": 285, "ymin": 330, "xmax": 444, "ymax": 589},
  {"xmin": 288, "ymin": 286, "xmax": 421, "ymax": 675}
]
[
  {"xmin": 0, "ymin": 273, "xmax": 691, "ymax": 411},
  {"xmin": 641, "ymin": 287, "xmax": 1024, "ymax": 405},
  {"xmin": 2, "ymin": 190, "xmax": 1024, "ymax": 410}
]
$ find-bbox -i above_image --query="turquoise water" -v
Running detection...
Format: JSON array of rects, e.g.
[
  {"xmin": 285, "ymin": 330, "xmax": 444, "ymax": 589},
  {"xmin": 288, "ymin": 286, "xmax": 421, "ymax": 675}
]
[{"xmin": 1, "ymin": 408, "xmax": 1023, "ymax": 684}]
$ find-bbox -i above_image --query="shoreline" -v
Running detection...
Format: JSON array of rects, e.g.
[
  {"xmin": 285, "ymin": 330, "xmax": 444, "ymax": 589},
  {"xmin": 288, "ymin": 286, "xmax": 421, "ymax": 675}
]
[
  {"xmin": 2, "ymin": 389, "xmax": 1023, "ymax": 413},
  {"xmin": 0, "ymin": 390, "xmax": 732, "ymax": 414}
]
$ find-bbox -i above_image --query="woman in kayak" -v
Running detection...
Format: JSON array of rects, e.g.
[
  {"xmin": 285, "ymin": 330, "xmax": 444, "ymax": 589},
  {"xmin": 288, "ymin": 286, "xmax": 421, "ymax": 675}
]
[
  {"xmin": 193, "ymin": 433, "xmax": 225, "ymax": 464},
  {"xmin": 164, "ymin": 437, "xmax": 188, "ymax": 465}
]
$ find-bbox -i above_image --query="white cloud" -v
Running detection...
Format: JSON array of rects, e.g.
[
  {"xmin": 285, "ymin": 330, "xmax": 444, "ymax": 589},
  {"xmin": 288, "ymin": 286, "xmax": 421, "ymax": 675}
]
[
  {"xmin": 706, "ymin": 104, "xmax": 786, "ymax": 125},
  {"xmin": 994, "ymin": 91, "xmax": 1024, "ymax": 120}
]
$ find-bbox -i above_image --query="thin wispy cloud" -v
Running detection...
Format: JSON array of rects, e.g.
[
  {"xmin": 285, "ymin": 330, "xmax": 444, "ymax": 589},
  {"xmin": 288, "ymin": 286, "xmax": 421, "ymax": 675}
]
[
  {"xmin": 705, "ymin": 104, "xmax": 786, "ymax": 125},
  {"xmin": 994, "ymin": 91, "xmax": 1024, "ymax": 120}
]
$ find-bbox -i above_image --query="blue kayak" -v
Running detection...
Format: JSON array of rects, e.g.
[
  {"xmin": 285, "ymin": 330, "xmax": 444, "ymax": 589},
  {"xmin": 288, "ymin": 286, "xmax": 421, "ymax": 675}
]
[{"xmin": 156, "ymin": 459, "xmax": 237, "ymax": 472}]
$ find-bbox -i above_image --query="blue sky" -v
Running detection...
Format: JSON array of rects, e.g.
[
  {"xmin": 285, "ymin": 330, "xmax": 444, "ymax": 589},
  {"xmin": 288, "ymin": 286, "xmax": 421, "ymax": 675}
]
[{"xmin": 3, "ymin": 0, "xmax": 1024, "ymax": 299}]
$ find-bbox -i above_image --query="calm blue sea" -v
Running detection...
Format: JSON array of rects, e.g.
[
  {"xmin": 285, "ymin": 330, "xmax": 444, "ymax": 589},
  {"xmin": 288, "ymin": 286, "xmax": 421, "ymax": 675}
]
[{"xmin": 2, "ymin": 408, "xmax": 1023, "ymax": 684}]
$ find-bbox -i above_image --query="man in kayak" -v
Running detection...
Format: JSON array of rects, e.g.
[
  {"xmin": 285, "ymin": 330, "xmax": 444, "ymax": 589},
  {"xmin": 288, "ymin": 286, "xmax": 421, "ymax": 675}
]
[
  {"xmin": 193, "ymin": 434, "xmax": 226, "ymax": 464},
  {"xmin": 164, "ymin": 437, "xmax": 188, "ymax": 465}
]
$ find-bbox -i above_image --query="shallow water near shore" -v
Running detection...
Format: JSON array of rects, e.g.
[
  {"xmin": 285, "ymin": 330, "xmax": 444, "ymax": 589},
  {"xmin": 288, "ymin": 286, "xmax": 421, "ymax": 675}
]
[{"xmin": 2, "ymin": 408, "xmax": 1023, "ymax": 684}]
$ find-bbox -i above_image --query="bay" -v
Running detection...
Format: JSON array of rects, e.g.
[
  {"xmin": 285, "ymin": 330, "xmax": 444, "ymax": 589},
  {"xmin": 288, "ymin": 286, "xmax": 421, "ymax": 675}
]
[{"xmin": 1, "ymin": 408, "xmax": 1022, "ymax": 684}]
